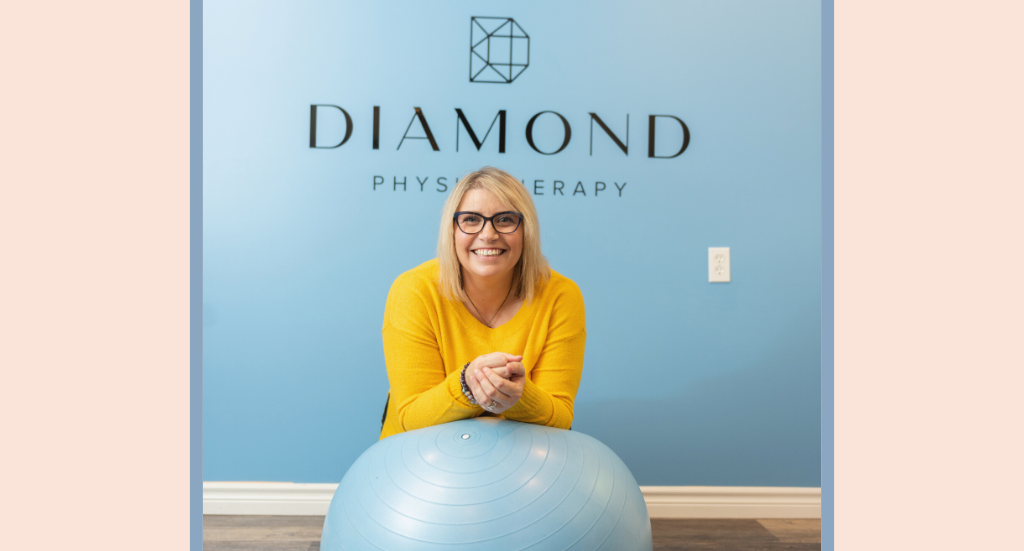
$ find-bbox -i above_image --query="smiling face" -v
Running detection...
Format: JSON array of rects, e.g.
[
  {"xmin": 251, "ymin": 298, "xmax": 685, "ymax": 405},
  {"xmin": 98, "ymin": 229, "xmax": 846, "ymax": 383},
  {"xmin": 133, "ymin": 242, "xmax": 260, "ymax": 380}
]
[{"xmin": 454, "ymin": 187, "xmax": 524, "ymax": 285}]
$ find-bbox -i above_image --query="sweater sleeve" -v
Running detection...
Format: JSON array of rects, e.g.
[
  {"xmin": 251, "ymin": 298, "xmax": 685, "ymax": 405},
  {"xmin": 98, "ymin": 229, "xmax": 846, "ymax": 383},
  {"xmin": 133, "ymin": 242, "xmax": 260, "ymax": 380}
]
[
  {"xmin": 502, "ymin": 280, "xmax": 586, "ymax": 429},
  {"xmin": 381, "ymin": 276, "xmax": 478, "ymax": 437}
]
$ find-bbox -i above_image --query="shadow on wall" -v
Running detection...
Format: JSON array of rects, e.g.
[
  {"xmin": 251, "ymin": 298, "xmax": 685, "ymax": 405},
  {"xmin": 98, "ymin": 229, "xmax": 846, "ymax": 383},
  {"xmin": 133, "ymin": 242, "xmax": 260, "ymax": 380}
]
[{"xmin": 572, "ymin": 358, "xmax": 820, "ymax": 488}]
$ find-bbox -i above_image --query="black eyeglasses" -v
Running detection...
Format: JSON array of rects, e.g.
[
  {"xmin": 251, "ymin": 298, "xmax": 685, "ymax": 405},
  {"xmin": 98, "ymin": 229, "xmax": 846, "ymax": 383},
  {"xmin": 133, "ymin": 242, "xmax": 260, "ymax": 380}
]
[{"xmin": 453, "ymin": 211, "xmax": 523, "ymax": 234}]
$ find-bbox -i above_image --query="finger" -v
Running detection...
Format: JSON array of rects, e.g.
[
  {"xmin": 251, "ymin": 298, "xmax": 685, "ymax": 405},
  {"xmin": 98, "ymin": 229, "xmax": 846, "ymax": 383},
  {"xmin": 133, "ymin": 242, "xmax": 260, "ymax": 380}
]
[
  {"xmin": 467, "ymin": 371, "xmax": 489, "ymax": 405},
  {"xmin": 471, "ymin": 372, "xmax": 502, "ymax": 411},
  {"xmin": 479, "ymin": 353, "xmax": 511, "ymax": 368},
  {"xmin": 476, "ymin": 369, "xmax": 508, "ymax": 400},
  {"xmin": 470, "ymin": 371, "xmax": 498, "ymax": 406},
  {"xmin": 501, "ymin": 353, "xmax": 524, "ymax": 362},
  {"xmin": 489, "ymin": 366, "xmax": 512, "ymax": 379},
  {"xmin": 475, "ymin": 369, "xmax": 512, "ymax": 402},
  {"xmin": 505, "ymin": 361, "xmax": 526, "ymax": 377},
  {"xmin": 498, "ymin": 363, "xmax": 524, "ymax": 384},
  {"xmin": 481, "ymin": 367, "xmax": 514, "ymax": 396}
]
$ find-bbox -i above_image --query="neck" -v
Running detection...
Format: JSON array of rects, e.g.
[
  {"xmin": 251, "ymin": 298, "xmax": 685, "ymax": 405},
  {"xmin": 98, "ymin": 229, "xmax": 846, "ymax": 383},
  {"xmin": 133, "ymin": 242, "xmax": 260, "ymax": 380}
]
[{"xmin": 462, "ymin": 270, "xmax": 514, "ymax": 311}]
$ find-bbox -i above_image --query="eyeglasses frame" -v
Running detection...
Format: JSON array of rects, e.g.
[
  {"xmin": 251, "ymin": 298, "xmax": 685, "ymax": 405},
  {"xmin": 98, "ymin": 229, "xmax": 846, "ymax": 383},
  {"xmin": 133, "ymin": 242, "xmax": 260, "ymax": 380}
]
[{"xmin": 453, "ymin": 211, "xmax": 524, "ymax": 234}]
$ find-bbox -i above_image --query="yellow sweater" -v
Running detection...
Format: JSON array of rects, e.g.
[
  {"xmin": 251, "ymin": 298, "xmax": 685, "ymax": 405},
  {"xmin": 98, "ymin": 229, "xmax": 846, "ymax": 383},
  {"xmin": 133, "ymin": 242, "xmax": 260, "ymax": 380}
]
[{"xmin": 379, "ymin": 259, "xmax": 586, "ymax": 439}]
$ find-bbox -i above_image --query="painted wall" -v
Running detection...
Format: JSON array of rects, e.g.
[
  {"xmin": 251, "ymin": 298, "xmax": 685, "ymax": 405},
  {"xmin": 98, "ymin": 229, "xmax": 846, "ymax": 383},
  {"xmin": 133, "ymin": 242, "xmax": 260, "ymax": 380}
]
[{"xmin": 202, "ymin": 0, "xmax": 821, "ymax": 486}]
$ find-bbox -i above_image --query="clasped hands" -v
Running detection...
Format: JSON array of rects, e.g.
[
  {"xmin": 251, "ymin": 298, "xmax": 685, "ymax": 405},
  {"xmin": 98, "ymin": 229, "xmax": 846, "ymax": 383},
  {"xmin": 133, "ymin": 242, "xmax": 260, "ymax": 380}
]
[{"xmin": 464, "ymin": 352, "xmax": 525, "ymax": 415}]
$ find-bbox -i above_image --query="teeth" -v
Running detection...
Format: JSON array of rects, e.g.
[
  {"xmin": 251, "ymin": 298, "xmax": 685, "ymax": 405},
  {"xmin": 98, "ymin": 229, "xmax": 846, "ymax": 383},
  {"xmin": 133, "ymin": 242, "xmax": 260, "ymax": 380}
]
[{"xmin": 474, "ymin": 249, "xmax": 503, "ymax": 256}]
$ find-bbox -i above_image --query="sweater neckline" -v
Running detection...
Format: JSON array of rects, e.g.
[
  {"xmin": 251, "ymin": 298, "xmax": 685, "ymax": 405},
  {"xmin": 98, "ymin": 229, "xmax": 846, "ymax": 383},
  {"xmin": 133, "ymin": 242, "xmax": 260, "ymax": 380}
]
[{"xmin": 456, "ymin": 293, "xmax": 531, "ymax": 332}]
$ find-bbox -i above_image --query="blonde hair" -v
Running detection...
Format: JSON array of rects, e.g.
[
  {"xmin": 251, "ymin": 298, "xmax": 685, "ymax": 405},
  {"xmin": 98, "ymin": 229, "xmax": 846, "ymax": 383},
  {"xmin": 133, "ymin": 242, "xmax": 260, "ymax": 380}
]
[{"xmin": 437, "ymin": 167, "xmax": 550, "ymax": 304}]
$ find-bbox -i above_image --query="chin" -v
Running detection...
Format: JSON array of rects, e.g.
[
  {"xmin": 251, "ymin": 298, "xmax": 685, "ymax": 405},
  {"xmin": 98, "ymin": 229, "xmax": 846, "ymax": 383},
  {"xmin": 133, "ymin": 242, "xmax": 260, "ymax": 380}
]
[{"xmin": 466, "ymin": 264, "xmax": 510, "ymax": 278}]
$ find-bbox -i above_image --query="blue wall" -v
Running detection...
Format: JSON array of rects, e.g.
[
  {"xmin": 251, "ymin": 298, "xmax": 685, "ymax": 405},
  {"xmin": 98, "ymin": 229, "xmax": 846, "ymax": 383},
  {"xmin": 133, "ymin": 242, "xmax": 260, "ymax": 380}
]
[{"xmin": 203, "ymin": 0, "xmax": 821, "ymax": 487}]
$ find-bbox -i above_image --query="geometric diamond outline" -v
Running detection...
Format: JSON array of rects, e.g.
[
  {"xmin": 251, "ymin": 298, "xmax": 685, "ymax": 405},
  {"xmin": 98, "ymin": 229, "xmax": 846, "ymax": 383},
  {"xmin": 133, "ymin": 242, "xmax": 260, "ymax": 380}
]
[{"xmin": 470, "ymin": 16, "xmax": 530, "ymax": 84}]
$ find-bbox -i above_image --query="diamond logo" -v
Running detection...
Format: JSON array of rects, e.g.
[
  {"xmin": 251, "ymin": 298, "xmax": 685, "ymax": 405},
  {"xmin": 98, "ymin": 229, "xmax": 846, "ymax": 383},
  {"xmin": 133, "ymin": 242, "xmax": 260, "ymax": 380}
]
[{"xmin": 470, "ymin": 17, "xmax": 530, "ymax": 83}]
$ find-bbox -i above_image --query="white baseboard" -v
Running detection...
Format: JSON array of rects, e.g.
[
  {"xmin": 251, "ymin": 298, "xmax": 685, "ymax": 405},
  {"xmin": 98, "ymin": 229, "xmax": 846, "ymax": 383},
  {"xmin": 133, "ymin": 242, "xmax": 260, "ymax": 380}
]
[
  {"xmin": 639, "ymin": 486, "xmax": 820, "ymax": 519},
  {"xmin": 203, "ymin": 482, "xmax": 820, "ymax": 519}
]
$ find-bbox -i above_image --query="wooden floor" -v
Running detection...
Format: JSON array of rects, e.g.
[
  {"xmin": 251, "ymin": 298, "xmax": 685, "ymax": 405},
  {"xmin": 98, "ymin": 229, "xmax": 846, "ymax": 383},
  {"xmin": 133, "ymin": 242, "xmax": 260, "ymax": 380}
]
[{"xmin": 204, "ymin": 515, "xmax": 821, "ymax": 550}]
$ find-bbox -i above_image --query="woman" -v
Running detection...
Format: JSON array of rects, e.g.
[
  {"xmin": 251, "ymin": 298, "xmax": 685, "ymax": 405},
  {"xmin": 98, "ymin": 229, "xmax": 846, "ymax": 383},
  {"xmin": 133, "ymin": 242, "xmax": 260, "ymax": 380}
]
[{"xmin": 379, "ymin": 166, "xmax": 586, "ymax": 439}]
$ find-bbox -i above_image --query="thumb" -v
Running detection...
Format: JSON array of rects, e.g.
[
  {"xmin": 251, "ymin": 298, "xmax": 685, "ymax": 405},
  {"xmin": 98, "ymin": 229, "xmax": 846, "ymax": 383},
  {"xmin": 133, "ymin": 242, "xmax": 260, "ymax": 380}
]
[{"xmin": 506, "ymin": 361, "xmax": 526, "ymax": 376}]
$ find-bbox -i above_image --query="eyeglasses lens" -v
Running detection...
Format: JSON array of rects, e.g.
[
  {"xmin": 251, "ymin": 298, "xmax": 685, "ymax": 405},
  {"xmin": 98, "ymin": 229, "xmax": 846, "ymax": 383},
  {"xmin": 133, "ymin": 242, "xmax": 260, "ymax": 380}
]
[
  {"xmin": 457, "ymin": 214, "xmax": 483, "ymax": 233},
  {"xmin": 493, "ymin": 213, "xmax": 521, "ymax": 233}
]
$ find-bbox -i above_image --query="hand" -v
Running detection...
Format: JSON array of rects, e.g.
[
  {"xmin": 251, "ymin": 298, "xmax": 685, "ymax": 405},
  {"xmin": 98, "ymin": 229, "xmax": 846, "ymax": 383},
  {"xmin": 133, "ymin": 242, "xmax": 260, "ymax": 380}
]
[
  {"xmin": 467, "ymin": 353, "xmax": 525, "ymax": 414},
  {"xmin": 466, "ymin": 352, "xmax": 519, "ymax": 382},
  {"xmin": 465, "ymin": 353, "xmax": 514, "ymax": 409}
]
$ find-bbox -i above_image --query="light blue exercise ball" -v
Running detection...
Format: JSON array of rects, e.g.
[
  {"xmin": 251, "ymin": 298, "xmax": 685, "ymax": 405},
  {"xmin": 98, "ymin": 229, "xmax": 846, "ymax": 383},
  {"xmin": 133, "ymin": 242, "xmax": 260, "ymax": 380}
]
[{"xmin": 321, "ymin": 418, "xmax": 652, "ymax": 550}]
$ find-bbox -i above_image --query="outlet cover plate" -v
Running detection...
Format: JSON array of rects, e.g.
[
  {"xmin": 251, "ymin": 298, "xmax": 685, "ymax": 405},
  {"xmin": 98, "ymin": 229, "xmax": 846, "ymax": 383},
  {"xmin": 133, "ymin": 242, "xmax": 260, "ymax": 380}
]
[{"xmin": 709, "ymin": 247, "xmax": 731, "ymax": 282}]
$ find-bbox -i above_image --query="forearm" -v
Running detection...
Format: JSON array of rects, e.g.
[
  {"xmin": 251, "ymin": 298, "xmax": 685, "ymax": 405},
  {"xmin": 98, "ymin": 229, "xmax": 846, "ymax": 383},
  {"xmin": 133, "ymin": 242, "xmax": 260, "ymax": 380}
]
[
  {"xmin": 391, "ymin": 367, "xmax": 480, "ymax": 433},
  {"xmin": 383, "ymin": 320, "xmax": 482, "ymax": 436},
  {"xmin": 501, "ymin": 327, "xmax": 585, "ymax": 429},
  {"xmin": 502, "ymin": 377, "xmax": 575, "ymax": 429}
]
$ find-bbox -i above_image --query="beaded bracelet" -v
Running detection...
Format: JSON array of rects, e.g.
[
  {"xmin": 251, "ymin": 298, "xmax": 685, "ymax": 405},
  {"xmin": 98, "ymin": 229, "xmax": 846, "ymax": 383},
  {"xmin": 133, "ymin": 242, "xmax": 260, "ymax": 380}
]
[{"xmin": 460, "ymin": 362, "xmax": 478, "ymax": 406}]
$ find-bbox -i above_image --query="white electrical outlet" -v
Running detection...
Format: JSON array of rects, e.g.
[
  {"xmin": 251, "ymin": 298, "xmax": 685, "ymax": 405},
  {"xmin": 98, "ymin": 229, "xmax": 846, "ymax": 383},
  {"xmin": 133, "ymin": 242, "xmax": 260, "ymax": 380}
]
[{"xmin": 709, "ymin": 247, "xmax": 730, "ymax": 282}]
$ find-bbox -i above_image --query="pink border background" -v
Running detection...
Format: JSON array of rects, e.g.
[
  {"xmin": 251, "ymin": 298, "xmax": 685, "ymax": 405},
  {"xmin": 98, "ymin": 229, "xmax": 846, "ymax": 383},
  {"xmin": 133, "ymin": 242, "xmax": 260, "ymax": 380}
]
[
  {"xmin": 2, "ymin": 1, "xmax": 189, "ymax": 548},
  {"xmin": 835, "ymin": 1, "xmax": 1023, "ymax": 548},
  {"xmin": 3, "ymin": 1, "xmax": 1021, "ymax": 548}
]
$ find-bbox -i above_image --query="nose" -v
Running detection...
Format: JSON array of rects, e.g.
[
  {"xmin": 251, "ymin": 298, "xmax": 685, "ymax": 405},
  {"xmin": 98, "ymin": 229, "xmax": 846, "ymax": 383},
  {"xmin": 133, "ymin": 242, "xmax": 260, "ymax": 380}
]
[{"xmin": 478, "ymin": 220, "xmax": 500, "ymax": 241}]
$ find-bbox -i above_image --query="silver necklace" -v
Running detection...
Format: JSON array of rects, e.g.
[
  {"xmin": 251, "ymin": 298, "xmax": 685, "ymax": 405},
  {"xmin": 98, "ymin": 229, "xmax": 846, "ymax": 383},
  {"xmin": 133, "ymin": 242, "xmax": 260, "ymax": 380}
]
[{"xmin": 465, "ymin": 283, "xmax": 513, "ymax": 328}]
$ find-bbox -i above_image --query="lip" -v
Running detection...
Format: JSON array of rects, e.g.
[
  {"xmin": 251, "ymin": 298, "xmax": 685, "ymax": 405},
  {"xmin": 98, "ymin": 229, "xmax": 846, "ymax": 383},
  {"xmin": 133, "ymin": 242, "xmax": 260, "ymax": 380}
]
[{"xmin": 470, "ymin": 248, "xmax": 507, "ymax": 258}]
